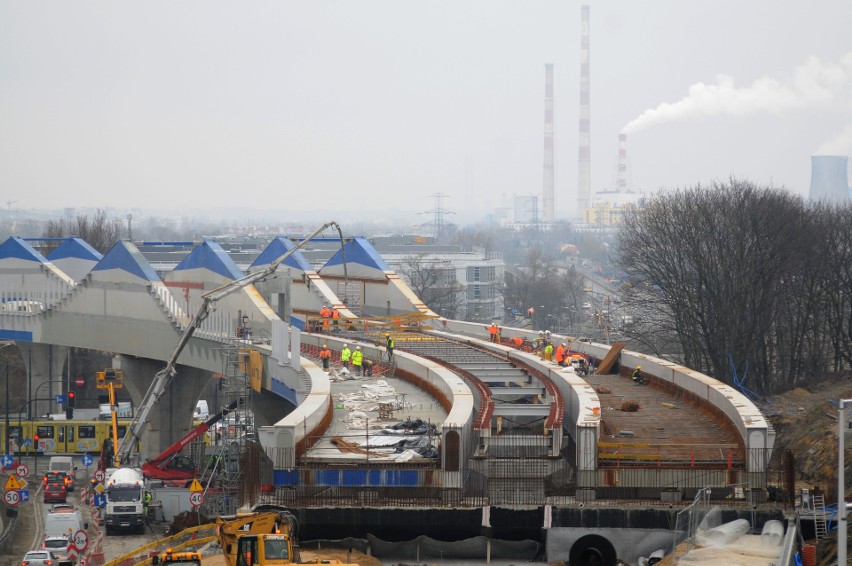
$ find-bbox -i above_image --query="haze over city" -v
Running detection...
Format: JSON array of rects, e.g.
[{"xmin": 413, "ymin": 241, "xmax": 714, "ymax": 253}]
[{"xmin": 2, "ymin": 1, "xmax": 851, "ymax": 223}]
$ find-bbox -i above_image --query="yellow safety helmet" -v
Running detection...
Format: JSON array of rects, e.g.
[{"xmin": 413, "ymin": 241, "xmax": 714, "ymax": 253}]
[{"xmin": 636, "ymin": 365, "xmax": 641, "ymax": 370}]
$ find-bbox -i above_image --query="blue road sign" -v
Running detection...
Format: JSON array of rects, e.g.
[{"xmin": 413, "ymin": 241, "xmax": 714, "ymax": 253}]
[
  {"xmin": 94, "ymin": 494, "xmax": 106, "ymax": 507},
  {"xmin": 55, "ymin": 394, "xmax": 66, "ymax": 404},
  {"xmin": 22, "ymin": 439, "xmax": 32, "ymax": 447},
  {"xmin": 81, "ymin": 454, "xmax": 93, "ymax": 467},
  {"xmin": 19, "ymin": 490, "xmax": 29, "ymax": 503},
  {"xmin": 0, "ymin": 454, "xmax": 13, "ymax": 468}
]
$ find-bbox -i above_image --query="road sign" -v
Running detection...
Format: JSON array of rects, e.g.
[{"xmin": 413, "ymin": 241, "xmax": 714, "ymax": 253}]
[
  {"xmin": 94, "ymin": 469, "xmax": 106, "ymax": 482},
  {"xmin": 188, "ymin": 479, "xmax": 204, "ymax": 492},
  {"xmin": 19, "ymin": 489, "xmax": 29, "ymax": 503},
  {"xmin": 3, "ymin": 490, "xmax": 20, "ymax": 506},
  {"xmin": 73, "ymin": 529, "xmax": 89, "ymax": 552},
  {"xmin": 94, "ymin": 494, "xmax": 106, "ymax": 507},
  {"xmin": 81, "ymin": 454, "xmax": 93, "ymax": 467},
  {"xmin": 0, "ymin": 454, "xmax": 13, "ymax": 468},
  {"xmin": 189, "ymin": 491, "xmax": 204, "ymax": 507},
  {"xmin": 22, "ymin": 439, "xmax": 32, "ymax": 448},
  {"xmin": 55, "ymin": 394, "xmax": 66, "ymax": 404},
  {"xmin": 3, "ymin": 474, "xmax": 22, "ymax": 490},
  {"xmin": 16, "ymin": 463, "xmax": 29, "ymax": 478},
  {"xmin": 94, "ymin": 483, "xmax": 105, "ymax": 494},
  {"xmin": 75, "ymin": 375, "xmax": 85, "ymax": 388}
]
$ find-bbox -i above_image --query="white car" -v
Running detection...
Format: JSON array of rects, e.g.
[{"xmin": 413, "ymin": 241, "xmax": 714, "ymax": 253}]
[
  {"xmin": 22, "ymin": 550, "xmax": 71, "ymax": 566},
  {"xmin": 42, "ymin": 536, "xmax": 73, "ymax": 562}
]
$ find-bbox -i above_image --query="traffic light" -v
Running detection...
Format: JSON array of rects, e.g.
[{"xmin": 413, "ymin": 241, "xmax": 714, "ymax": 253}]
[
  {"xmin": 66, "ymin": 392, "xmax": 75, "ymax": 419},
  {"xmin": 33, "ymin": 434, "xmax": 39, "ymax": 450}
]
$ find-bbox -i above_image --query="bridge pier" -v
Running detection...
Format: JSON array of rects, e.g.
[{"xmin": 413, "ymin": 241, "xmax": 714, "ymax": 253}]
[
  {"xmin": 113, "ymin": 355, "xmax": 211, "ymax": 462},
  {"xmin": 17, "ymin": 343, "xmax": 70, "ymax": 418}
]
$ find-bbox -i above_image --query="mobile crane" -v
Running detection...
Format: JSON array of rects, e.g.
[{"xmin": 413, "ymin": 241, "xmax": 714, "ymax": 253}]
[
  {"xmin": 116, "ymin": 221, "xmax": 347, "ymax": 466},
  {"xmin": 141, "ymin": 400, "xmax": 238, "ymax": 481}
]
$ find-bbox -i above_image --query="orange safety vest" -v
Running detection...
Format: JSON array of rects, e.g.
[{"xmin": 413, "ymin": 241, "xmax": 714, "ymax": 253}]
[
  {"xmin": 511, "ymin": 337, "xmax": 523, "ymax": 348},
  {"xmin": 555, "ymin": 345, "xmax": 565, "ymax": 362},
  {"xmin": 332, "ymin": 309, "xmax": 340, "ymax": 319},
  {"xmin": 488, "ymin": 325, "xmax": 498, "ymax": 336},
  {"xmin": 320, "ymin": 307, "xmax": 331, "ymax": 318},
  {"xmin": 319, "ymin": 348, "xmax": 332, "ymax": 359}
]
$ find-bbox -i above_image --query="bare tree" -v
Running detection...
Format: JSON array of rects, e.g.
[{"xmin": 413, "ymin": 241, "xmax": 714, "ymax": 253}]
[
  {"xmin": 43, "ymin": 209, "xmax": 125, "ymax": 254},
  {"xmin": 504, "ymin": 248, "xmax": 584, "ymax": 331},
  {"xmin": 397, "ymin": 254, "xmax": 464, "ymax": 319},
  {"xmin": 618, "ymin": 178, "xmax": 812, "ymax": 390}
]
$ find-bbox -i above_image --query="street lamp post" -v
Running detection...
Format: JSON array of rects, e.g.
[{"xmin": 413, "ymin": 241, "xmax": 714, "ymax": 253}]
[
  {"xmin": 1, "ymin": 342, "xmax": 13, "ymax": 456},
  {"xmin": 33, "ymin": 379, "xmax": 67, "ymax": 418}
]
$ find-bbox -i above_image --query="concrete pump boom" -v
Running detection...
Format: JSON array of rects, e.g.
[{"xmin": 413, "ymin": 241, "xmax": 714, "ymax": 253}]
[{"xmin": 116, "ymin": 220, "xmax": 346, "ymax": 465}]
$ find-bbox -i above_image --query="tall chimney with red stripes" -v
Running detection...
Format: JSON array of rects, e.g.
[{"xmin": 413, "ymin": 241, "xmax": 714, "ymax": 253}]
[
  {"xmin": 617, "ymin": 133, "xmax": 628, "ymax": 192},
  {"xmin": 543, "ymin": 64, "xmax": 555, "ymax": 223},
  {"xmin": 577, "ymin": 5, "xmax": 591, "ymax": 217}
]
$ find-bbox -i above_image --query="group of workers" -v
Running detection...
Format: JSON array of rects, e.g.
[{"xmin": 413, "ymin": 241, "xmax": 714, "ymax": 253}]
[
  {"xmin": 317, "ymin": 332, "xmax": 395, "ymax": 377},
  {"xmin": 317, "ymin": 304, "xmax": 341, "ymax": 333}
]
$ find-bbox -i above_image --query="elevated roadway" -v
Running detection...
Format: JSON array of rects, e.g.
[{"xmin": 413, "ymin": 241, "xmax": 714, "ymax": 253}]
[{"xmin": 0, "ymin": 234, "xmax": 774, "ymax": 507}]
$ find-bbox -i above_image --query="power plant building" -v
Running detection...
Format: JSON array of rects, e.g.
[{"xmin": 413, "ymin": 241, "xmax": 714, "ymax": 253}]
[{"xmin": 809, "ymin": 155, "xmax": 850, "ymax": 204}]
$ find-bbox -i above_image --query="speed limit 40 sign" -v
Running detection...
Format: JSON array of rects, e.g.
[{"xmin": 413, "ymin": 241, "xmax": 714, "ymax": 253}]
[{"xmin": 189, "ymin": 491, "xmax": 204, "ymax": 507}]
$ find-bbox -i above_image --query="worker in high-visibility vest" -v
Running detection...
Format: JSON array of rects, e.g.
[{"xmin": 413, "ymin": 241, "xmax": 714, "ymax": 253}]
[
  {"xmin": 555, "ymin": 343, "xmax": 566, "ymax": 366},
  {"xmin": 352, "ymin": 346, "xmax": 364, "ymax": 375},
  {"xmin": 341, "ymin": 344, "xmax": 351, "ymax": 369},
  {"xmin": 319, "ymin": 344, "xmax": 332, "ymax": 371},
  {"xmin": 544, "ymin": 342, "xmax": 554, "ymax": 361}
]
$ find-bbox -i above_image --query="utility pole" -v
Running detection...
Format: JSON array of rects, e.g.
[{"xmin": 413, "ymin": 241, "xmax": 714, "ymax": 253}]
[{"xmin": 127, "ymin": 214, "xmax": 133, "ymax": 240}]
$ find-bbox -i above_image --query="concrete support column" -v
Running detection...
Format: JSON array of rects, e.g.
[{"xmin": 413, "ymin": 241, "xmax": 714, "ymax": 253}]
[
  {"xmin": 113, "ymin": 355, "xmax": 212, "ymax": 462},
  {"xmin": 17, "ymin": 343, "xmax": 70, "ymax": 418}
]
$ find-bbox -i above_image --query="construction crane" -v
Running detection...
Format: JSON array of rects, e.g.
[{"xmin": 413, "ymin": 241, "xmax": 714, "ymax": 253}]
[{"xmin": 116, "ymin": 220, "xmax": 346, "ymax": 465}]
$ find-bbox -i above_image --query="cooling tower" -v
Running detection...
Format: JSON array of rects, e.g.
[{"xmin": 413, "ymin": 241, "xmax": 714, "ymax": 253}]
[{"xmin": 809, "ymin": 156, "xmax": 850, "ymax": 204}]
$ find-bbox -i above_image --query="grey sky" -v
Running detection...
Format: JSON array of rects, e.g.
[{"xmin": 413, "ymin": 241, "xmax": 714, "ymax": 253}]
[{"xmin": 1, "ymin": 1, "xmax": 850, "ymax": 222}]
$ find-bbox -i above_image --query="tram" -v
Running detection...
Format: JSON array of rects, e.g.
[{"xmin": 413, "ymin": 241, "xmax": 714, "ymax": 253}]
[{"xmin": 0, "ymin": 419, "xmax": 131, "ymax": 454}]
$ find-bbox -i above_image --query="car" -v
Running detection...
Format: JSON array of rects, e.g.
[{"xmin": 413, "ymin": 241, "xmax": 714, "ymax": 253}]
[
  {"xmin": 43, "ymin": 471, "xmax": 71, "ymax": 491},
  {"xmin": 49, "ymin": 503, "xmax": 75, "ymax": 513},
  {"xmin": 44, "ymin": 481, "xmax": 68, "ymax": 504},
  {"xmin": 42, "ymin": 536, "xmax": 73, "ymax": 563},
  {"xmin": 21, "ymin": 550, "xmax": 68, "ymax": 566}
]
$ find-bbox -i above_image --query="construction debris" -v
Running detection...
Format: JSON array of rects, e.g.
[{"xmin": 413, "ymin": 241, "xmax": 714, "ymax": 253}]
[
  {"xmin": 621, "ymin": 400, "xmax": 640, "ymax": 412},
  {"xmin": 596, "ymin": 386, "xmax": 612, "ymax": 394}
]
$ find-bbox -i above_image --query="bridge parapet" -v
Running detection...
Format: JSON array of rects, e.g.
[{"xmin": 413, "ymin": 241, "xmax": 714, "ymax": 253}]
[{"xmin": 431, "ymin": 318, "xmax": 774, "ymax": 475}]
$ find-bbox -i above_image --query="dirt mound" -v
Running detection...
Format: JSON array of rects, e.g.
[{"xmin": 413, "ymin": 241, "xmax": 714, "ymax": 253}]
[
  {"xmin": 621, "ymin": 400, "xmax": 639, "ymax": 412},
  {"xmin": 168, "ymin": 510, "xmax": 214, "ymax": 536}
]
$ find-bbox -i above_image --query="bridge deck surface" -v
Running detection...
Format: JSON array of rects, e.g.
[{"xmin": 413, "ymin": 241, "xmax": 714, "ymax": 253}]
[
  {"xmin": 302, "ymin": 358, "xmax": 446, "ymax": 464},
  {"xmin": 585, "ymin": 373, "xmax": 741, "ymax": 465}
]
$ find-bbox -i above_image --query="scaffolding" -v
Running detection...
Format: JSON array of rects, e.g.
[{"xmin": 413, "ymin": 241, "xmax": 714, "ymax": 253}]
[{"xmin": 199, "ymin": 332, "xmax": 256, "ymax": 516}]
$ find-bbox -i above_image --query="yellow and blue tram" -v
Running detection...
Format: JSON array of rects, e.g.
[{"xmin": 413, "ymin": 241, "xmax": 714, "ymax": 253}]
[{"xmin": 0, "ymin": 419, "xmax": 131, "ymax": 454}]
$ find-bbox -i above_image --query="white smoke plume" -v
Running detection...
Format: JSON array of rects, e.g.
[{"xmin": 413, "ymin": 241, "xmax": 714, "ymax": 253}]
[
  {"xmin": 815, "ymin": 123, "xmax": 852, "ymax": 155},
  {"xmin": 622, "ymin": 52, "xmax": 852, "ymax": 135}
]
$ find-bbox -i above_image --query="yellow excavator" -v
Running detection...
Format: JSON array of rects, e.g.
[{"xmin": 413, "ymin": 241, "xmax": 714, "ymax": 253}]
[
  {"xmin": 216, "ymin": 507, "xmax": 357, "ymax": 566},
  {"xmin": 151, "ymin": 549, "xmax": 202, "ymax": 565}
]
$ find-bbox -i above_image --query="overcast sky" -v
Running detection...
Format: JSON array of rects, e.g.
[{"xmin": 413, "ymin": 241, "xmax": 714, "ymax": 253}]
[{"xmin": 2, "ymin": 1, "xmax": 851, "ymax": 223}]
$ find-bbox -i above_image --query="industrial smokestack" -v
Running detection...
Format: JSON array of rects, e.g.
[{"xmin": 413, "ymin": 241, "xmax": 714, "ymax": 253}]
[
  {"xmin": 543, "ymin": 64, "xmax": 555, "ymax": 223},
  {"xmin": 809, "ymin": 156, "xmax": 850, "ymax": 204},
  {"xmin": 577, "ymin": 5, "xmax": 591, "ymax": 217},
  {"xmin": 616, "ymin": 134, "xmax": 628, "ymax": 192}
]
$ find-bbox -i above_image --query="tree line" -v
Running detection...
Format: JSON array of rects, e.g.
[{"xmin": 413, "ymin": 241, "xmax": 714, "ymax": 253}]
[{"xmin": 618, "ymin": 178, "xmax": 852, "ymax": 393}]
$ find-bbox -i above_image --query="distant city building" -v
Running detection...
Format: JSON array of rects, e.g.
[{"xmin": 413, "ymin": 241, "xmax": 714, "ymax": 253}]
[
  {"xmin": 372, "ymin": 236, "xmax": 505, "ymax": 322},
  {"xmin": 582, "ymin": 193, "xmax": 643, "ymax": 226}
]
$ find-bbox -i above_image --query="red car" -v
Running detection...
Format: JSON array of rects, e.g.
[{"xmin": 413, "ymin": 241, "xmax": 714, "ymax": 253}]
[{"xmin": 44, "ymin": 481, "xmax": 67, "ymax": 504}]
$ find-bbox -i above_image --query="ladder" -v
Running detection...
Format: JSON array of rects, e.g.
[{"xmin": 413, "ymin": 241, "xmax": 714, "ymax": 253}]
[{"xmin": 812, "ymin": 493, "xmax": 827, "ymax": 539}]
